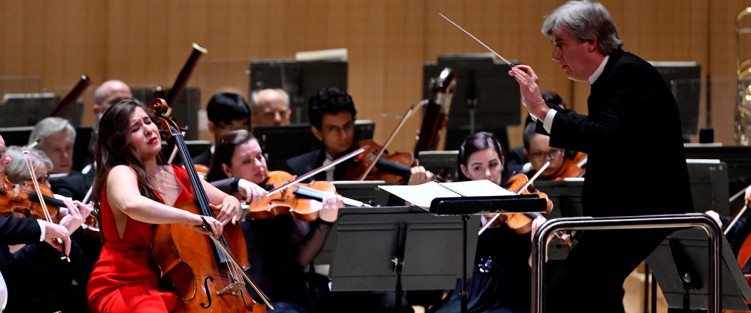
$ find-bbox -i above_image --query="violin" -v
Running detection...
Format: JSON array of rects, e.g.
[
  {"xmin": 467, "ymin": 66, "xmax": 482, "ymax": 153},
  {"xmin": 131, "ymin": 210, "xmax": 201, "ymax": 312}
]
[
  {"xmin": 336, "ymin": 140, "xmax": 414, "ymax": 185},
  {"xmin": 150, "ymin": 98, "xmax": 271, "ymax": 312},
  {"xmin": 248, "ymin": 171, "xmax": 368, "ymax": 222},
  {"xmin": 247, "ymin": 171, "xmax": 365, "ymax": 222},
  {"xmin": 338, "ymin": 96, "xmax": 439, "ymax": 184},
  {"xmin": 491, "ymin": 173, "xmax": 553, "ymax": 234}
]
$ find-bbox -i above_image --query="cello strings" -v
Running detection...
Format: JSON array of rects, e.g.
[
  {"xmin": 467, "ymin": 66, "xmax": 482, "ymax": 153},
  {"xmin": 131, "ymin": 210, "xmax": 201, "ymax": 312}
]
[{"xmin": 210, "ymin": 236, "xmax": 275, "ymax": 310}]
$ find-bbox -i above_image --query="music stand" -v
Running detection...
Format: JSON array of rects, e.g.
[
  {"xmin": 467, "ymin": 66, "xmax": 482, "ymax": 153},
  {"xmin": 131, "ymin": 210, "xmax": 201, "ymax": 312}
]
[
  {"xmin": 646, "ymin": 227, "xmax": 751, "ymax": 312},
  {"xmin": 327, "ymin": 206, "xmax": 480, "ymax": 309},
  {"xmin": 429, "ymin": 195, "xmax": 547, "ymax": 313}
]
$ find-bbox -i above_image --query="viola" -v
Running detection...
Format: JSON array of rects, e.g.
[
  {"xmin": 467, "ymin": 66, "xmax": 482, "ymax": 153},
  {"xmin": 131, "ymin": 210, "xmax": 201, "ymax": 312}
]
[
  {"xmin": 249, "ymin": 171, "xmax": 368, "ymax": 222},
  {"xmin": 150, "ymin": 98, "xmax": 270, "ymax": 312}
]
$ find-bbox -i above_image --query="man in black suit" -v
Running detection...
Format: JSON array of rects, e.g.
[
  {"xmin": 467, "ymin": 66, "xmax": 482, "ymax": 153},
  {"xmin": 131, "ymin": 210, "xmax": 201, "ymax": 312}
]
[
  {"xmin": 192, "ymin": 92, "xmax": 251, "ymax": 166},
  {"xmin": 509, "ymin": 1, "xmax": 693, "ymax": 312}
]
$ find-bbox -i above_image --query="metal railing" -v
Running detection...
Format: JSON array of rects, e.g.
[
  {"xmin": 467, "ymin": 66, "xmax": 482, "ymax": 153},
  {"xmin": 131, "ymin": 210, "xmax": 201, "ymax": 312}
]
[{"xmin": 531, "ymin": 213, "xmax": 722, "ymax": 313}]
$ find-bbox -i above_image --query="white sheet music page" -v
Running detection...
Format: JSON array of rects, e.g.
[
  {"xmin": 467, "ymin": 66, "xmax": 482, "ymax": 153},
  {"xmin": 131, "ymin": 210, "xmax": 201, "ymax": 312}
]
[{"xmin": 379, "ymin": 180, "xmax": 514, "ymax": 209}]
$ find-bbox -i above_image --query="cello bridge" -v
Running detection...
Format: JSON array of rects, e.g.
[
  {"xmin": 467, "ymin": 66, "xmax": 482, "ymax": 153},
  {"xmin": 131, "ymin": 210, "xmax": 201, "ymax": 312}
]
[{"xmin": 216, "ymin": 282, "xmax": 245, "ymax": 296}]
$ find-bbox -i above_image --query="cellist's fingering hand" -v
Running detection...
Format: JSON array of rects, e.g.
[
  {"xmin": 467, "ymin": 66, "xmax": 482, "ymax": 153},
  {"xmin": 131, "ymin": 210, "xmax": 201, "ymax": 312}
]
[
  {"xmin": 211, "ymin": 195, "xmax": 242, "ymax": 225},
  {"xmin": 236, "ymin": 178, "xmax": 268, "ymax": 206},
  {"xmin": 745, "ymin": 185, "xmax": 751, "ymax": 206},
  {"xmin": 319, "ymin": 194, "xmax": 343, "ymax": 223}
]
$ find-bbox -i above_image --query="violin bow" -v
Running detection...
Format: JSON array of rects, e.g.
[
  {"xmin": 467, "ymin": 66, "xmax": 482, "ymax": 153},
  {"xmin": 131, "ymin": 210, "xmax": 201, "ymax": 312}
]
[
  {"xmin": 358, "ymin": 100, "xmax": 427, "ymax": 180},
  {"xmin": 266, "ymin": 146, "xmax": 368, "ymax": 197},
  {"xmin": 478, "ymin": 158, "xmax": 551, "ymax": 235},
  {"xmin": 725, "ymin": 184, "xmax": 751, "ymax": 235},
  {"xmin": 22, "ymin": 150, "xmax": 70, "ymax": 262},
  {"xmin": 438, "ymin": 13, "xmax": 516, "ymax": 68}
]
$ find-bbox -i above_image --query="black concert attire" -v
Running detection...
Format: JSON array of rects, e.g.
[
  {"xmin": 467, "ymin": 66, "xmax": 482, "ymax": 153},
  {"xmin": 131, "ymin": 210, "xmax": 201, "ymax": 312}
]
[
  {"xmin": 49, "ymin": 170, "xmax": 102, "ymax": 299},
  {"xmin": 429, "ymin": 221, "xmax": 532, "ymax": 313},
  {"xmin": 211, "ymin": 176, "xmax": 333, "ymax": 313},
  {"xmin": 0, "ymin": 216, "xmax": 90, "ymax": 313},
  {"xmin": 539, "ymin": 49, "xmax": 693, "ymax": 313},
  {"xmin": 283, "ymin": 150, "xmax": 414, "ymax": 313}
]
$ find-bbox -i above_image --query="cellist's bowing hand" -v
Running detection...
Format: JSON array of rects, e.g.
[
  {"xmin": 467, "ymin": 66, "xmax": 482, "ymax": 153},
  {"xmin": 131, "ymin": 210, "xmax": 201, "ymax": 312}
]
[
  {"xmin": 319, "ymin": 194, "xmax": 344, "ymax": 223},
  {"xmin": 407, "ymin": 166, "xmax": 433, "ymax": 185},
  {"xmin": 211, "ymin": 195, "xmax": 242, "ymax": 225},
  {"xmin": 236, "ymin": 178, "xmax": 268, "ymax": 205},
  {"xmin": 192, "ymin": 215, "xmax": 223, "ymax": 238}
]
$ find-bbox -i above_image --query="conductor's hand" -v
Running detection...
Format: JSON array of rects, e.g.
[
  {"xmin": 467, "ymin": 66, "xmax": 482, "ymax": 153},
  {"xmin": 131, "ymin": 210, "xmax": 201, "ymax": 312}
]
[
  {"xmin": 211, "ymin": 195, "xmax": 242, "ymax": 225},
  {"xmin": 318, "ymin": 194, "xmax": 344, "ymax": 223},
  {"xmin": 41, "ymin": 220, "xmax": 71, "ymax": 256},
  {"xmin": 236, "ymin": 178, "xmax": 268, "ymax": 206},
  {"xmin": 509, "ymin": 65, "xmax": 549, "ymax": 121},
  {"xmin": 407, "ymin": 166, "xmax": 433, "ymax": 185}
]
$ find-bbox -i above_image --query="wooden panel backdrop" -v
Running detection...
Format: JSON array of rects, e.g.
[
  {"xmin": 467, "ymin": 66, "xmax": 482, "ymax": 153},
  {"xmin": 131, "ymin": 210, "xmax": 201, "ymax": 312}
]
[{"xmin": 0, "ymin": 0, "xmax": 747, "ymax": 153}]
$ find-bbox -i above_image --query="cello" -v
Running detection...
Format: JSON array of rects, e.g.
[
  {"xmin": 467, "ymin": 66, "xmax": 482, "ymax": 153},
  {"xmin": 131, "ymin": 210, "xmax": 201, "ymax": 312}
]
[{"xmin": 150, "ymin": 98, "xmax": 270, "ymax": 312}]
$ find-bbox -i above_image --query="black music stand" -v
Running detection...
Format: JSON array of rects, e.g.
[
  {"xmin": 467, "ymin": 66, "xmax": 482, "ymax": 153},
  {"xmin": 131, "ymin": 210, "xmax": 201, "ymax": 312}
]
[
  {"xmin": 327, "ymin": 206, "xmax": 480, "ymax": 309},
  {"xmin": 429, "ymin": 195, "xmax": 547, "ymax": 313},
  {"xmin": 646, "ymin": 228, "xmax": 751, "ymax": 312}
]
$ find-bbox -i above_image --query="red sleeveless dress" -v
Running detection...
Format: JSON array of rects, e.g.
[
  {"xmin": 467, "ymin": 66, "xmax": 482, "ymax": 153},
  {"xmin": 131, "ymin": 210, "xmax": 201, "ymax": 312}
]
[{"xmin": 87, "ymin": 165, "xmax": 191, "ymax": 313}]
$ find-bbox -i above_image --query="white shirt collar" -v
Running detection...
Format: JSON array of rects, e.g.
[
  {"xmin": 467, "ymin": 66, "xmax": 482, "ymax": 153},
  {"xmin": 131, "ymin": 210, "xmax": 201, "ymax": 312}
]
[{"xmin": 589, "ymin": 55, "xmax": 610, "ymax": 84}]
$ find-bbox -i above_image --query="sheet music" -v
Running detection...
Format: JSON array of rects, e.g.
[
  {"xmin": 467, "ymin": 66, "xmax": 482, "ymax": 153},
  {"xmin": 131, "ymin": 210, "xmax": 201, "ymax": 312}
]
[{"xmin": 379, "ymin": 180, "xmax": 514, "ymax": 209}]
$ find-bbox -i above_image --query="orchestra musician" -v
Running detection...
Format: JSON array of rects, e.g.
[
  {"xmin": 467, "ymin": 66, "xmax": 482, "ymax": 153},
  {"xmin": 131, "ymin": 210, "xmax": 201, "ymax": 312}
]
[
  {"xmin": 508, "ymin": 1, "xmax": 693, "ymax": 312},
  {"xmin": 285, "ymin": 87, "xmax": 417, "ymax": 312},
  {"xmin": 522, "ymin": 122, "xmax": 587, "ymax": 181},
  {"xmin": 205, "ymin": 129, "xmax": 343, "ymax": 313},
  {"xmin": 250, "ymin": 88, "xmax": 293, "ymax": 127},
  {"xmin": 1, "ymin": 143, "xmax": 92, "ymax": 312},
  {"xmin": 506, "ymin": 90, "xmax": 567, "ymax": 178},
  {"xmin": 85, "ymin": 79, "xmax": 134, "ymax": 173},
  {"xmin": 0, "ymin": 215, "xmax": 72, "ymax": 313},
  {"xmin": 285, "ymin": 87, "xmax": 432, "ymax": 186},
  {"xmin": 429, "ymin": 131, "xmax": 533, "ymax": 313},
  {"xmin": 29, "ymin": 116, "xmax": 105, "ymax": 290},
  {"xmin": 192, "ymin": 91, "xmax": 252, "ymax": 167},
  {"xmin": 86, "ymin": 99, "xmax": 239, "ymax": 312}
]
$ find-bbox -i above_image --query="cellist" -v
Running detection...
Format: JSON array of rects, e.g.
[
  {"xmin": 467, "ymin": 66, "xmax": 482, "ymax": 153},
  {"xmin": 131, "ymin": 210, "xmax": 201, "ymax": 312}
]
[{"xmin": 86, "ymin": 99, "xmax": 239, "ymax": 312}]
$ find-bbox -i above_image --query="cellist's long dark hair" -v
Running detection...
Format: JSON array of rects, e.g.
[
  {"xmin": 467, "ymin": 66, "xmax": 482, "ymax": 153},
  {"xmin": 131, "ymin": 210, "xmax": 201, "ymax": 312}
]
[{"xmin": 92, "ymin": 99, "xmax": 164, "ymax": 206}]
